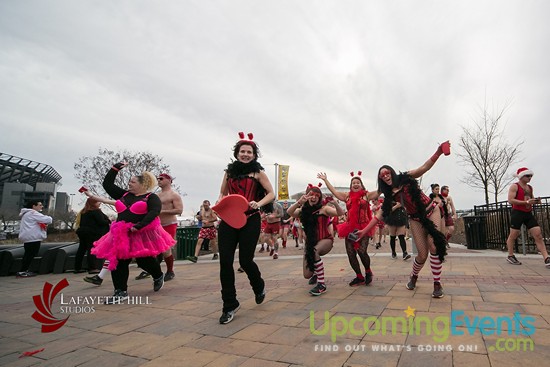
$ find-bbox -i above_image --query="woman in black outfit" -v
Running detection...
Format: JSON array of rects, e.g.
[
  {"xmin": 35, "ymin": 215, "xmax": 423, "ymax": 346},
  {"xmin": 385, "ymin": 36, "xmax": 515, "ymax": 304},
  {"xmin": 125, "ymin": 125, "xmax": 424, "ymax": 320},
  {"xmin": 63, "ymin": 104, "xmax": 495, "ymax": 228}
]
[
  {"xmin": 92, "ymin": 162, "xmax": 175, "ymax": 304},
  {"xmin": 74, "ymin": 198, "xmax": 110, "ymax": 273},
  {"xmin": 216, "ymin": 132, "xmax": 275, "ymax": 324}
]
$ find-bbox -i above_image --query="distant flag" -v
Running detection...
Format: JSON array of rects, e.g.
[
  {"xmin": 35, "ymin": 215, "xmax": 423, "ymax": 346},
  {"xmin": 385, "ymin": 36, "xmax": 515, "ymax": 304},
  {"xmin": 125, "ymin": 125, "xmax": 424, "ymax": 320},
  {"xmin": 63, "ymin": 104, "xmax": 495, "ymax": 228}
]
[{"xmin": 277, "ymin": 165, "xmax": 290, "ymax": 200}]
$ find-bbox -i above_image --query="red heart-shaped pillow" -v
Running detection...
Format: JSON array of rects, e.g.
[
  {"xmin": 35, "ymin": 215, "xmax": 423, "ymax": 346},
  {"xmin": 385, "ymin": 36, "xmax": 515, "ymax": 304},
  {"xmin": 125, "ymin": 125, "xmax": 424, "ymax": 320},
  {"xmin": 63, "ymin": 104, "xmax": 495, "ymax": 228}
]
[{"xmin": 212, "ymin": 195, "xmax": 249, "ymax": 229}]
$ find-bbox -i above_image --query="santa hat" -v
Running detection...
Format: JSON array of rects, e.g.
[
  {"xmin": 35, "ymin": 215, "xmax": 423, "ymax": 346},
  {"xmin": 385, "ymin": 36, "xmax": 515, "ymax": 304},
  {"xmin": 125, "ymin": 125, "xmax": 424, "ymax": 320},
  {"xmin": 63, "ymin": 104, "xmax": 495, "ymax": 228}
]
[
  {"xmin": 515, "ymin": 167, "xmax": 534, "ymax": 179},
  {"xmin": 157, "ymin": 173, "xmax": 174, "ymax": 182}
]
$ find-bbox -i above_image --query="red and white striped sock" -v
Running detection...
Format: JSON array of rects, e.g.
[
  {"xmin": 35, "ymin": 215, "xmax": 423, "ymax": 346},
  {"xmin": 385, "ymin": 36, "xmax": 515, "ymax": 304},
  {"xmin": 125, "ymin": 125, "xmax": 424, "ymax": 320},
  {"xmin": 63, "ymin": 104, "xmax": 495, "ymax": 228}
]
[
  {"xmin": 314, "ymin": 259, "xmax": 325, "ymax": 285},
  {"xmin": 411, "ymin": 258, "xmax": 424, "ymax": 277},
  {"xmin": 429, "ymin": 253, "xmax": 442, "ymax": 283},
  {"xmin": 98, "ymin": 260, "xmax": 110, "ymax": 280}
]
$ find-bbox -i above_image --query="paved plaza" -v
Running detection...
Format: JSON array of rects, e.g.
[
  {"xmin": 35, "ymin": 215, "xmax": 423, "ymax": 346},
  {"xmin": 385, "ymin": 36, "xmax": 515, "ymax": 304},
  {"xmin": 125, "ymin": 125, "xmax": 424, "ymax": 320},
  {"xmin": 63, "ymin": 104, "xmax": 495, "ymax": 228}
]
[{"xmin": 1, "ymin": 239, "xmax": 550, "ymax": 367}]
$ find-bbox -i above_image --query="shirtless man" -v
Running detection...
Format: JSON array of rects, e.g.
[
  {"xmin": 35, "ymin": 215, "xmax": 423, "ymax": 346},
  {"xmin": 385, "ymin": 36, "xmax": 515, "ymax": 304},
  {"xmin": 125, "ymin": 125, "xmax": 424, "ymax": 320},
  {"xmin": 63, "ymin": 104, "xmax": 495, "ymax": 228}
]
[
  {"xmin": 135, "ymin": 173, "xmax": 183, "ymax": 281},
  {"xmin": 187, "ymin": 200, "xmax": 219, "ymax": 262},
  {"xmin": 265, "ymin": 201, "xmax": 283, "ymax": 259}
]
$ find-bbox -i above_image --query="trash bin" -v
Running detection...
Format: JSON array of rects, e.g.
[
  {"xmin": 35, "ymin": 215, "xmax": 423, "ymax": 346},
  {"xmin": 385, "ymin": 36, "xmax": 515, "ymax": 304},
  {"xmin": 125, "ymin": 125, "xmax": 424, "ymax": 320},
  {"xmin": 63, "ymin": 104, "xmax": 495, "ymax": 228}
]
[
  {"xmin": 176, "ymin": 226, "xmax": 200, "ymax": 260},
  {"xmin": 464, "ymin": 216, "xmax": 487, "ymax": 249}
]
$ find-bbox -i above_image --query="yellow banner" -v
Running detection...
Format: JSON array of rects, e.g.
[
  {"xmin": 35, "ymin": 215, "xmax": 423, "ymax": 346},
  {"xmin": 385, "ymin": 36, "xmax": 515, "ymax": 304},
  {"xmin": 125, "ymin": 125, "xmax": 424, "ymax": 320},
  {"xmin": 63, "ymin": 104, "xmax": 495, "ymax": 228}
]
[{"xmin": 277, "ymin": 165, "xmax": 290, "ymax": 200}]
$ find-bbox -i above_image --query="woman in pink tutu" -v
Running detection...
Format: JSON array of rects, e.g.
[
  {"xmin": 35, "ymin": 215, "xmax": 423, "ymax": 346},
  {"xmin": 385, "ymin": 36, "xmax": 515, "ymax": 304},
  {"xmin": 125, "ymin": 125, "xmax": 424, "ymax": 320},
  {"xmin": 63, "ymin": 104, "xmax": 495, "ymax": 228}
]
[{"xmin": 92, "ymin": 162, "xmax": 175, "ymax": 304}]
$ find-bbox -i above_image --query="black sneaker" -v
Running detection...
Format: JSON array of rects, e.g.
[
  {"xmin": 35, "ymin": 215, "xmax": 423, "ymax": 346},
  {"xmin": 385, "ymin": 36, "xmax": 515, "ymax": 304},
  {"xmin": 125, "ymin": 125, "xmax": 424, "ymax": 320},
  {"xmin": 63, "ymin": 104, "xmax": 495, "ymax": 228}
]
[
  {"xmin": 212, "ymin": 253, "xmax": 219, "ymax": 260},
  {"xmin": 309, "ymin": 283, "xmax": 327, "ymax": 296},
  {"xmin": 255, "ymin": 289, "xmax": 266, "ymax": 304},
  {"xmin": 432, "ymin": 282, "xmax": 444, "ymax": 298},
  {"xmin": 135, "ymin": 271, "xmax": 151, "ymax": 280},
  {"xmin": 349, "ymin": 277, "xmax": 365, "ymax": 286},
  {"xmin": 104, "ymin": 290, "xmax": 129, "ymax": 305},
  {"xmin": 391, "ymin": 252, "xmax": 397, "ymax": 259},
  {"xmin": 365, "ymin": 272, "xmax": 373, "ymax": 286},
  {"xmin": 403, "ymin": 253, "xmax": 411, "ymax": 261},
  {"xmin": 164, "ymin": 271, "xmax": 175, "ymax": 281},
  {"xmin": 219, "ymin": 305, "xmax": 240, "ymax": 324},
  {"xmin": 545, "ymin": 257, "xmax": 550, "ymax": 268},
  {"xmin": 153, "ymin": 274, "xmax": 164, "ymax": 292},
  {"xmin": 308, "ymin": 274, "xmax": 318, "ymax": 285},
  {"xmin": 73, "ymin": 269, "xmax": 86, "ymax": 274},
  {"xmin": 186, "ymin": 255, "xmax": 198, "ymax": 263},
  {"xmin": 84, "ymin": 275, "xmax": 103, "ymax": 286},
  {"xmin": 406, "ymin": 275, "xmax": 418, "ymax": 290},
  {"xmin": 507, "ymin": 255, "xmax": 522, "ymax": 265}
]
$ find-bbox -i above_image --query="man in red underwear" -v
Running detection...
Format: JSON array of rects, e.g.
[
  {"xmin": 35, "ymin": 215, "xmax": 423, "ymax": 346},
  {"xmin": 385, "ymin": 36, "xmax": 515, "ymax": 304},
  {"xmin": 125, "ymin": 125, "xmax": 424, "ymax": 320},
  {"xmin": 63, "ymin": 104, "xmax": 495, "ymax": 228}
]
[
  {"xmin": 187, "ymin": 200, "xmax": 219, "ymax": 262},
  {"xmin": 135, "ymin": 173, "xmax": 183, "ymax": 281},
  {"xmin": 505, "ymin": 167, "xmax": 550, "ymax": 267}
]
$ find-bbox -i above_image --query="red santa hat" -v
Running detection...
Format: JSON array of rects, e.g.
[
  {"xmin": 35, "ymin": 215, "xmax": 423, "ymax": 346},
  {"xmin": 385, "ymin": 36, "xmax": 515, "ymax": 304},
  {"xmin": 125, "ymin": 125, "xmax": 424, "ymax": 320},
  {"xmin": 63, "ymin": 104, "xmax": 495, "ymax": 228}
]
[{"xmin": 515, "ymin": 167, "xmax": 534, "ymax": 179}]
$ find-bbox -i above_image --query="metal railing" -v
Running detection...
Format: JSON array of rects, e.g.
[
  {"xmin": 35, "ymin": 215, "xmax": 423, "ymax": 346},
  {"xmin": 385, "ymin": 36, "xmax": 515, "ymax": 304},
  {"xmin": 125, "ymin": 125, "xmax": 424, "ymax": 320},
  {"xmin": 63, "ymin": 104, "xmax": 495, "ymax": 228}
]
[{"xmin": 473, "ymin": 197, "xmax": 550, "ymax": 253}]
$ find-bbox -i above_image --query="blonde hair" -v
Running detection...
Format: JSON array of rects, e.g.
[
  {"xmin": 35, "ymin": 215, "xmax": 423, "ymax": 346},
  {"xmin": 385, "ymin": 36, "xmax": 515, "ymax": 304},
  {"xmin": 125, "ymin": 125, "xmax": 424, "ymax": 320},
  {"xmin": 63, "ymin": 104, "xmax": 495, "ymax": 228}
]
[{"xmin": 137, "ymin": 171, "xmax": 157, "ymax": 192}]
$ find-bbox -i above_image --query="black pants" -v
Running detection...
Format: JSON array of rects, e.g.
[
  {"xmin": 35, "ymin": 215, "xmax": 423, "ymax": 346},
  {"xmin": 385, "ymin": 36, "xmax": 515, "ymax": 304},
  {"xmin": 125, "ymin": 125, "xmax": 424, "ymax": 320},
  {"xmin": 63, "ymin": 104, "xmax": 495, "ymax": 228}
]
[
  {"xmin": 21, "ymin": 241, "xmax": 41, "ymax": 272},
  {"xmin": 111, "ymin": 257, "xmax": 162, "ymax": 292},
  {"xmin": 75, "ymin": 233, "xmax": 100, "ymax": 271},
  {"xmin": 218, "ymin": 213, "xmax": 264, "ymax": 312}
]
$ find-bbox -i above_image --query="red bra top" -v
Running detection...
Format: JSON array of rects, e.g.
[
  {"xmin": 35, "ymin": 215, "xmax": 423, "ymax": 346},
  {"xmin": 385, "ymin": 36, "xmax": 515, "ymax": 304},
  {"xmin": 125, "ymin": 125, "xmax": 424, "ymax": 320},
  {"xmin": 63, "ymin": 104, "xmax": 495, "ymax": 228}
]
[
  {"xmin": 227, "ymin": 176, "xmax": 260, "ymax": 203},
  {"xmin": 115, "ymin": 193, "xmax": 150, "ymax": 215}
]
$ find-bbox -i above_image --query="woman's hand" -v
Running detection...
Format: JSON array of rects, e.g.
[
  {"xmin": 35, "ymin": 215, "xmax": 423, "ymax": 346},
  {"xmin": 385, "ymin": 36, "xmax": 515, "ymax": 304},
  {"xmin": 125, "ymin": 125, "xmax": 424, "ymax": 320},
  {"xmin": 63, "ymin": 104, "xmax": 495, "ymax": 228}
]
[
  {"xmin": 317, "ymin": 172, "xmax": 328, "ymax": 181},
  {"xmin": 249, "ymin": 201, "xmax": 260, "ymax": 209}
]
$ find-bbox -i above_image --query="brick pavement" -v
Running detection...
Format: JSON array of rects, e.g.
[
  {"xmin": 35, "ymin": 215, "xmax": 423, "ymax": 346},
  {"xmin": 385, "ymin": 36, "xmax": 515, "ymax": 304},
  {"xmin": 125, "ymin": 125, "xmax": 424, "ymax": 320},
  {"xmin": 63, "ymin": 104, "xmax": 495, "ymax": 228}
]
[{"xmin": 1, "ymin": 238, "xmax": 550, "ymax": 367}]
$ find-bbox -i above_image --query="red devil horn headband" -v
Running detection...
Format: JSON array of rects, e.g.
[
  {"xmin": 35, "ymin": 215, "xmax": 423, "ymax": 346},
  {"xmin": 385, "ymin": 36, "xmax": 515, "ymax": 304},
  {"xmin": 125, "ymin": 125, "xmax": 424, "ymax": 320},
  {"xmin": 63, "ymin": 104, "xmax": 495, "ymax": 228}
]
[
  {"xmin": 238, "ymin": 132, "xmax": 255, "ymax": 143},
  {"xmin": 350, "ymin": 171, "xmax": 362, "ymax": 177},
  {"xmin": 307, "ymin": 183, "xmax": 322, "ymax": 190}
]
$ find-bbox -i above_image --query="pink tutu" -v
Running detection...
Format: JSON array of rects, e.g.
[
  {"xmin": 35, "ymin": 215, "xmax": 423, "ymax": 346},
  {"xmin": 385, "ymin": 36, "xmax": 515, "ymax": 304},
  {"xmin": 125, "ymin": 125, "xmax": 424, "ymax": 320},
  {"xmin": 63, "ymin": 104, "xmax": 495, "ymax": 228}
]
[{"xmin": 92, "ymin": 217, "xmax": 176, "ymax": 271}]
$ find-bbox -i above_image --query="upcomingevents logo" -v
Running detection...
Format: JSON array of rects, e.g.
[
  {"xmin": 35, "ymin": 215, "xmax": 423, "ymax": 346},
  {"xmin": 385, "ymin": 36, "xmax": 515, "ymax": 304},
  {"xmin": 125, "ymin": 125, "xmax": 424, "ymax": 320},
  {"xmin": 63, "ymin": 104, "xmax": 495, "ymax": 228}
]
[{"xmin": 32, "ymin": 278, "xmax": 70, "ymax": 333}]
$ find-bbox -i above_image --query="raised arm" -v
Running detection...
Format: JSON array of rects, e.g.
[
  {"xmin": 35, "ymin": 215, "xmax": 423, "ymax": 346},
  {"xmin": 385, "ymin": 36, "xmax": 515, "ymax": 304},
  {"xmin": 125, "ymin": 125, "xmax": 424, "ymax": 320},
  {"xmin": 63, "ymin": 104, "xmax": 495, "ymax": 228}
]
[
  {"xmin": 103, "ymin": 162, "xmax": 128, "ymax": 200},
  {"xmin": 408, "ymin": 141, "xmax": 450, "ymax": 179},
  {"xmin": 84, "ymin": 191, "xmax": 116, "ymax": 205},
  {"xmin": 287, "ymin": 195, "xmax": 307, "ymax": 218},
  {"xmin": 317, "ymin": 172, "xmax": 347, "ymax": 201}
]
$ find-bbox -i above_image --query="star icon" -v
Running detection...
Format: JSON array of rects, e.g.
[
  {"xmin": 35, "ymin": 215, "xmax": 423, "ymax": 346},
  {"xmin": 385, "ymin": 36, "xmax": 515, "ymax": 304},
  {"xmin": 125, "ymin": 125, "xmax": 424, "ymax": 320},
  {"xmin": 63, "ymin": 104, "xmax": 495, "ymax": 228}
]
[{"xmin": 404, "ymin": 306, "xmax": 416, "ymax": 318}]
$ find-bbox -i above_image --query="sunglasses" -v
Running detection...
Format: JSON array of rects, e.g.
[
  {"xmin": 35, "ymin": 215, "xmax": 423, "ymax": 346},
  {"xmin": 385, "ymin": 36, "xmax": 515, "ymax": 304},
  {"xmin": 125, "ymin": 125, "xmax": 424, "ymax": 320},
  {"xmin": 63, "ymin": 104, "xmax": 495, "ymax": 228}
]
[
  {"xmin": 524, "ymin": 175, "xmax": 533, "ymax": 178},
  {"xmin": 157, "ymin": 177, "xmax": 164, "ymax": 180}
]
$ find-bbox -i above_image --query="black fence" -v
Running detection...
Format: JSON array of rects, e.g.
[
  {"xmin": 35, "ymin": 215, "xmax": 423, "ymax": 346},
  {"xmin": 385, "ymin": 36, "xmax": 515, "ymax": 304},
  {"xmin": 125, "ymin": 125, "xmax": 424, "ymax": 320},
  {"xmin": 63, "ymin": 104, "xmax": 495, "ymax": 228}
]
[{"xmin": 472, "ymin": 196, "xmax": 550, "ymax": 253}]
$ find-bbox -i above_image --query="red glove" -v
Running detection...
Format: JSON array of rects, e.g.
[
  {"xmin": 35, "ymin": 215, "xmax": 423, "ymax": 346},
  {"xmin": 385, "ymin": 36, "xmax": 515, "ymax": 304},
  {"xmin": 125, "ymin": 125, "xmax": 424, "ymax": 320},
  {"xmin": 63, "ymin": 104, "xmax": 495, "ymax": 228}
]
[{"xmin": 430, "ymin": 140, "xmax": 451, "ymax": 162}]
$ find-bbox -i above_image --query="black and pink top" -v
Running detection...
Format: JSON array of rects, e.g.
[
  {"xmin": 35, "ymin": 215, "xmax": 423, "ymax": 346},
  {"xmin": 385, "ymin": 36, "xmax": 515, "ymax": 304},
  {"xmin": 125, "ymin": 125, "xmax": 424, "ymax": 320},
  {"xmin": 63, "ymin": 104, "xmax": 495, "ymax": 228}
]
[{"xmin": 103, "ymin": 168, "xmax": 161, "ymax": 229}]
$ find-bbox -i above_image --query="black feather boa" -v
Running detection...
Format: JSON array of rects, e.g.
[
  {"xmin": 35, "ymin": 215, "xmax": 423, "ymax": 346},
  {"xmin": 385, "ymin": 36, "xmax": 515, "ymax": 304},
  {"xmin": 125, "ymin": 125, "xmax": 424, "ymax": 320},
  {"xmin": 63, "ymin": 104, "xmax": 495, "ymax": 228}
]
[
  {"xmin": 300, "ymin": 202, "xmax": 322, "ymax": 272},
  {"xmin": 226, "ymin": 160, "xmax": 264, "ymax": 178},
  {"xmin": 381, "ymin": 173, "xmax": 447, "ymax": 261},
  {"xmin": 225, "ymin": 160, "xmax": 272, "ymax": 213}
]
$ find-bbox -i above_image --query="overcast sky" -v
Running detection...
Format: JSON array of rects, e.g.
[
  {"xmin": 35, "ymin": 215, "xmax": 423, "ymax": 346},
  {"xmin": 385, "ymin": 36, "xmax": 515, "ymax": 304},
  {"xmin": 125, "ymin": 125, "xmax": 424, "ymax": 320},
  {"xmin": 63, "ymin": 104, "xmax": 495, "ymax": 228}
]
[{"xmin": 1, "ymin": 0, "xmax": 549, "ymax": 216}]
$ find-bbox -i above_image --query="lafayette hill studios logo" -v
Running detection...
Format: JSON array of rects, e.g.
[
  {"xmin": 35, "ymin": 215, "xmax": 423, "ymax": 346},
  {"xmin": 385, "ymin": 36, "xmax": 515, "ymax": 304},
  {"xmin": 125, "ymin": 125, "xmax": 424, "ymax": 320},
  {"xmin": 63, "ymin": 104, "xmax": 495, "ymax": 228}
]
[{"xmin": 32, "ymin": 278, "xmax": 70, "ymax": 333}]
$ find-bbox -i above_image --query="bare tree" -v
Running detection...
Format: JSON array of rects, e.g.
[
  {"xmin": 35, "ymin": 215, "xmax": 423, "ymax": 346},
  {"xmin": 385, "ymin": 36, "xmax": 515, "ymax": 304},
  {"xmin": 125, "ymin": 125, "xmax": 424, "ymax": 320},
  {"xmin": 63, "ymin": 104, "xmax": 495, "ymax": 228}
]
[
  {"xmin": 457, "ymin": 100, "xmax": 523, "ymax": 205},
  {"xmin": 52, "ymin": 209, "xmax": 77, "ymax": 230},
  {"xmin": 74, "ymin": 148, "xmax": 183, "ymax": 201}
]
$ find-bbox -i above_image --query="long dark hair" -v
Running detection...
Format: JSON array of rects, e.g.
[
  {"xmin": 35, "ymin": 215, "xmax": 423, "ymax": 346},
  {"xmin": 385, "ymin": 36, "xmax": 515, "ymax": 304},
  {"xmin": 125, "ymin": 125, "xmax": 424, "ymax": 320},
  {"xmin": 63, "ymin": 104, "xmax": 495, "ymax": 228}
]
[{"xmin": 377, "ymin": 165, "xmax": 447, "ymax": 261}]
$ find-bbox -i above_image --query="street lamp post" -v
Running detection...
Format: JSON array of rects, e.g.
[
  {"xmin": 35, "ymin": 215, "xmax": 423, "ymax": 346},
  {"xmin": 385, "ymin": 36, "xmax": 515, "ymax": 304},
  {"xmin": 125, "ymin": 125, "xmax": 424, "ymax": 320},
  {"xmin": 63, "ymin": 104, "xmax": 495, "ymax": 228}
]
[
  {"xmin": 69, "ymin": 193, "xmax": 75, "ymax": 212},
  {"xmin": 274, "ymin": 163, "xmax": 278, "ymax": 201}
]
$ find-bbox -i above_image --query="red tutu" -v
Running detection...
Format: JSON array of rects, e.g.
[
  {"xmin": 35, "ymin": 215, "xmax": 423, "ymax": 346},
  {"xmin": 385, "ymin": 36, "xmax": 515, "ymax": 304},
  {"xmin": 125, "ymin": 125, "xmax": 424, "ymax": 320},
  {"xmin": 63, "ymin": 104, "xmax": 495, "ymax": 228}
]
[{"xmin": 92, "ymin": 217, "xmax": 176, "ymax": 271}]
